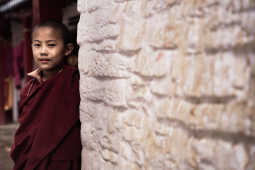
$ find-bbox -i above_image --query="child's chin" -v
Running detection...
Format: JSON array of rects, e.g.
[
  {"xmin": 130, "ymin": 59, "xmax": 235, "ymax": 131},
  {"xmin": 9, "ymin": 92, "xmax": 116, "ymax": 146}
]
[{"xmin": 39, "ymin": 66, "xmax": 54, "ymax": 72}]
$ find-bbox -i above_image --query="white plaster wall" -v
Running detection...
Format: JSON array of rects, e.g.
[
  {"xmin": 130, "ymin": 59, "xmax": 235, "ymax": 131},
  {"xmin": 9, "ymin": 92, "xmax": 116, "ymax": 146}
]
[{"xmin": 78, "ymin": 0, "xmax": 255, "ymax": 169}]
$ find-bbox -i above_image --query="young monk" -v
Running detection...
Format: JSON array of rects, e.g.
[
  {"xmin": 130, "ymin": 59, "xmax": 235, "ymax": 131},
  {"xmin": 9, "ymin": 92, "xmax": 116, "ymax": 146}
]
[{"xmin": 11, "ymin": 21, "xmax": 82, "ymax": 170}]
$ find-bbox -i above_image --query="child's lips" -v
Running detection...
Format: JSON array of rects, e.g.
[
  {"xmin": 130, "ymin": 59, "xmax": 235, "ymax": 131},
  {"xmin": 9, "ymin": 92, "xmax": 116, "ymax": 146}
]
[{"xmin": 39, "ymin": 58, "xmax": 51, "ymax": 63}]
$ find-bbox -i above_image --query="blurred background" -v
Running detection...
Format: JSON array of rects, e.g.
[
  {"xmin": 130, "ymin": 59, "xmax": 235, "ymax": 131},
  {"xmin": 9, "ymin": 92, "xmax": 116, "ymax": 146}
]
[{"xmin": 0, "ymin": 0, "xmax": 79, "ymax": 169}]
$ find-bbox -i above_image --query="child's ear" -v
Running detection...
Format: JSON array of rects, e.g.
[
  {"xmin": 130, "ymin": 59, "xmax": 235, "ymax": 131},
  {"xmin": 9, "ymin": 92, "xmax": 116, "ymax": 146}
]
[{"xmin": 65, "ymin": 43, "xmax": 74, "ymax": 56}]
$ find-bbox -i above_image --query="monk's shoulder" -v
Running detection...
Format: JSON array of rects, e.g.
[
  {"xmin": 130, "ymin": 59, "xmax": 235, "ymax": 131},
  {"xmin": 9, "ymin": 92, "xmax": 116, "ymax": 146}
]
[{"xmin": 64, "ymin": 65, "xmax": 79, "ymax": 79}]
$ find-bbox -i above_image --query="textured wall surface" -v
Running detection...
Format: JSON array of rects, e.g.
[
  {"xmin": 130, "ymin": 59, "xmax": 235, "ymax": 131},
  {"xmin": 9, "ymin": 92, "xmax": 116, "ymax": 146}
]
[{"xmin": 77, "ymin": 0, "xmax": 255, "ymax": 169}]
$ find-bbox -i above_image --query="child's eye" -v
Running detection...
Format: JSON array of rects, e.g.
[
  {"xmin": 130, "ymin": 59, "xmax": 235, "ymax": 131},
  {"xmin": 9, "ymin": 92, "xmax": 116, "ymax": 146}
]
[
  {"xmin": 32, "ymin": 44, "xmax": 40, "ymax": 47},
  {"xmin": 48, "ymin": 44, "xmax": 56, "ymax": 47}
]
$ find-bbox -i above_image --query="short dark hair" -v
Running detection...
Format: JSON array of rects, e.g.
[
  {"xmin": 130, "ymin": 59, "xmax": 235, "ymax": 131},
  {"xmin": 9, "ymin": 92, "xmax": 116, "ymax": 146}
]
[{"xmin": 32, "ymin": 21, "xmax": 71, "ymax": 44}]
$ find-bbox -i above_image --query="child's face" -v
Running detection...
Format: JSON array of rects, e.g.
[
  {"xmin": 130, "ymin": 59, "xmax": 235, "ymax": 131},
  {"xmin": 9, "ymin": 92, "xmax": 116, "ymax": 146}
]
[{"xmin": 32, "ymin": 26, "xmax": 67, "ymax": 72}]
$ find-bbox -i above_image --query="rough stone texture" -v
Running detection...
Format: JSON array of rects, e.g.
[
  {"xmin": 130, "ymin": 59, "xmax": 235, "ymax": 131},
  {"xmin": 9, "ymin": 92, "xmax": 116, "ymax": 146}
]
[{"xmin": 78, "ymin": 0, "xmax": 255, "ymax": 169}]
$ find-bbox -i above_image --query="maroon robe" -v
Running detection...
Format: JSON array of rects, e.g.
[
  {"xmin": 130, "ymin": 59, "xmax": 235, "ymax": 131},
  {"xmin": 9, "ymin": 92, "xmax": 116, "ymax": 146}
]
[{"xmin": 11, "ymin": 66, "xmax": 82, "ymax": 170}]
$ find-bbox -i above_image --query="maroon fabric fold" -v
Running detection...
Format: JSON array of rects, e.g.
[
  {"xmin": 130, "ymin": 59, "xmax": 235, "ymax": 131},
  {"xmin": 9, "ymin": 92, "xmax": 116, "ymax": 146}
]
[{"xmin": 11, "ymin": 66, "xmax": 82, "ymax": 170}]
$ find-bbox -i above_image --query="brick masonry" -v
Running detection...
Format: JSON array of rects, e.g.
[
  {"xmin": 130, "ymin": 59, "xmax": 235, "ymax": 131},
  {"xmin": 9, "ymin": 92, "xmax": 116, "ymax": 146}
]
[{"xmin": 77, "ymin": 0, "xmax": 255, "ymax": 169}]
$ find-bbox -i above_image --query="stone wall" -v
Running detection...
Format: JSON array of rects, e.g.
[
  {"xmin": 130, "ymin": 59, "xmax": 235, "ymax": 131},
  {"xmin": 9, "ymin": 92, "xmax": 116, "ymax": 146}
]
[{"xmin": 77, "ymin": 0, "xmax": 255, "ymax": 169}]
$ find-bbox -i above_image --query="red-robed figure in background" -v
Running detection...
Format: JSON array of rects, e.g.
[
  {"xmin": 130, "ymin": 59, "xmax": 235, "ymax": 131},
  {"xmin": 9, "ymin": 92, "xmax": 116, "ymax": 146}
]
[{"xmin": 11, "ymin": 21, "xmax": 82, "ymax": 170}]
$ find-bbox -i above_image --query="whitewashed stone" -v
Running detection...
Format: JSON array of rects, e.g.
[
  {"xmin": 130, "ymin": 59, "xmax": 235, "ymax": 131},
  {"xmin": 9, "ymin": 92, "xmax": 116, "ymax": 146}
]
[
  {"xmin": 78, "ymin": 0, "xmax": 255, "ymax": 169},
  {"xmin": 133, "ymin": 47, "xmax": 171, "ymax": 77},
  {"xmin": 80, "ymin": 77, "xmax": 127, "ymax": 107},
  {"xmin": 77, "ymin": 10, "xmax": 120, "ymax": 45},
  {"xmin": 77, "ymin": 0, "xmax": 112, "ymax": 13},
  {"xmin": 80, "ymin": 52, "xmax": 132, "ymax": 78}
]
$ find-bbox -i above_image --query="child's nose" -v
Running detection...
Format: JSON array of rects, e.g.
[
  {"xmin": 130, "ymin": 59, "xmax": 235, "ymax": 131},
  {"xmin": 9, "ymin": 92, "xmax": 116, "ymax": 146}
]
[{"xmin": 40, "ymin": 45, "xmax": 48, "ymax": 55}]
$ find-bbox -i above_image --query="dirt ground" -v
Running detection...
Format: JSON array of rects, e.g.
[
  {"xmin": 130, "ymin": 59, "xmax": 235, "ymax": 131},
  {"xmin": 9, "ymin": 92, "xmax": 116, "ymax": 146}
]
[{"xmin": 0, "ymin": 123, "xmax": 18, "ymax": 170}]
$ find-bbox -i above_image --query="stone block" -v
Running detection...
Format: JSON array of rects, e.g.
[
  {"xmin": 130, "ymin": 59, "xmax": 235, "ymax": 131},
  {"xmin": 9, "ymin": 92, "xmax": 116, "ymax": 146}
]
[
  {"xmin": 80, "ymin": 76, "xmax": 128, "ymax": 108},
  {"xmin": 80, "ymin": 51, "xmax": 132, "ymax": 78},
  {"xmin": 133, "ymin": 48, "xmax": 171, "ymax": 78},
  {"xmin": 77, "ymin": 11, "xmax": 120, "ymax": 45},
  {"xmin": 117, "ymin": 20, "xmax": 145, "ymax": 54},
  {"xmin": 78, "ymin": 0, "xmax": 111, "ymax": 13}
]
